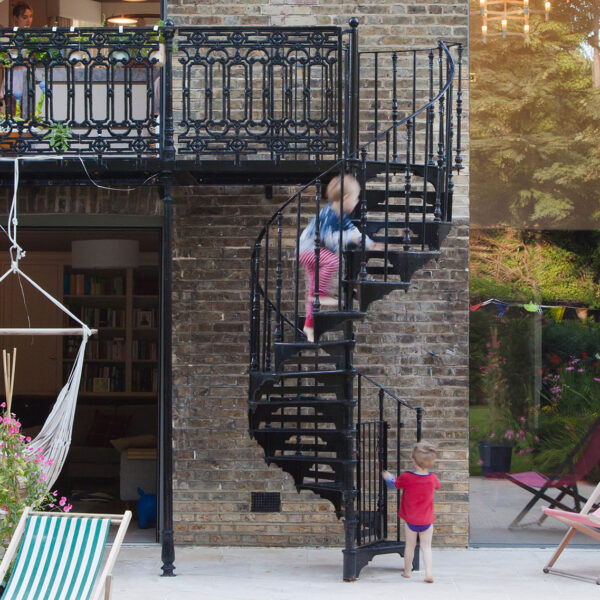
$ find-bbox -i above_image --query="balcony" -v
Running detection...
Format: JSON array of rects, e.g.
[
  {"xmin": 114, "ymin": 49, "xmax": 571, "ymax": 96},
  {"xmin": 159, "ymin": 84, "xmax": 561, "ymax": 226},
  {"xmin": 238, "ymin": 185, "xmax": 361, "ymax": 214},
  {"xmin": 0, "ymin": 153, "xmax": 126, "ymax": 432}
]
[{"xmin": 0, "ymin": 24, "xmax": 345, "ymax": 184}]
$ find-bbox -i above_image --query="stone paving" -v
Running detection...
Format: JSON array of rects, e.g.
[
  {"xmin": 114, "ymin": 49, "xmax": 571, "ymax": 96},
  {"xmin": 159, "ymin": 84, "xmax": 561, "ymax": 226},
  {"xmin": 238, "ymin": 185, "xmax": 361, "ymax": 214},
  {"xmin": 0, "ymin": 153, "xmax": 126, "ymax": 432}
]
[{"xmin": 110, "ymin": 544, "xmax": 598, "ymax": 600}]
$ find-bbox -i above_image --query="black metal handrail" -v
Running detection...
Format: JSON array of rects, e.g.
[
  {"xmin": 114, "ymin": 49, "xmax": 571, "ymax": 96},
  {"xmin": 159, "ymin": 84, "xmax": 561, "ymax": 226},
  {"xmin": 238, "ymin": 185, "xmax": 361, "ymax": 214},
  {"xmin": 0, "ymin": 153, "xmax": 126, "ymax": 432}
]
[
  {"xmin": 355, "ymin": 370, "xmax": 422, "ymax": 547},
  {"xmin": 249, "ymin": 39, "xmax": 461, "ymax": 372},
  {"xmin": 0, "ymin": 24, "xmax": 345, "ymax": 162}
]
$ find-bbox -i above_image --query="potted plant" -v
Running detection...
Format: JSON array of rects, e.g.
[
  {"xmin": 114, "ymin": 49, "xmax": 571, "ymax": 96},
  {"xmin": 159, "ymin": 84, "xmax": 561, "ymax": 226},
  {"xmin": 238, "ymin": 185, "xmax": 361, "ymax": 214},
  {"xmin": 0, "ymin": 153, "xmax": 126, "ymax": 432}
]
[{"xmin": 475, "ymin": 327, "xmax": 517, "ymax": 476}]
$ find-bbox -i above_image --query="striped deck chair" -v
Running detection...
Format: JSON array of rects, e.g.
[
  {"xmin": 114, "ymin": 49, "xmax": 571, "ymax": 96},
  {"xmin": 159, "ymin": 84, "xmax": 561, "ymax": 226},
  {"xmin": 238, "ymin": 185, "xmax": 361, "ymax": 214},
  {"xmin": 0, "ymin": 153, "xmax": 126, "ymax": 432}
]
[
  {"xmin": 542, "ymin": 480, "xmax": 600, "ymax": 584},
  {"xmin": 0, "ymin": 508, "xmax": 131, "ymax": 600}
]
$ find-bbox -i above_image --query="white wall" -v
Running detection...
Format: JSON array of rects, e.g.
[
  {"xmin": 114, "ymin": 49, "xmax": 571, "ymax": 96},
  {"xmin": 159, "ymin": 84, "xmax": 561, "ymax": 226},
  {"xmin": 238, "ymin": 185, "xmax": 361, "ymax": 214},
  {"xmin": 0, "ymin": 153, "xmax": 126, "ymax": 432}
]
[
  {"xmin": 59, "ymin": 0, "xmax": 102, "ymax": 26},
  {"xmin": 0, "ymin": 3, "xmax": 9, "ymax": 27}
]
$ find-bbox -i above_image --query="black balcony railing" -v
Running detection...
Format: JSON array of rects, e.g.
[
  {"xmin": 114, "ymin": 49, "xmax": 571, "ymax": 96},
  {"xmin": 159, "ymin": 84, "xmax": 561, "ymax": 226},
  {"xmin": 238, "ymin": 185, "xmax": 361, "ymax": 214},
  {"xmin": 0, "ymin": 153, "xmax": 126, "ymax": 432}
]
[
  {"xmin": 0, "ymin": 24, "xmax": 346, "ymax": 163},
  {"xmin": 0, "ymin": 26, "xmax": 163, "ymax": 156},
  {"xmin": 175, "ymin": 27, "xmax": 343, "ymax": 162}
]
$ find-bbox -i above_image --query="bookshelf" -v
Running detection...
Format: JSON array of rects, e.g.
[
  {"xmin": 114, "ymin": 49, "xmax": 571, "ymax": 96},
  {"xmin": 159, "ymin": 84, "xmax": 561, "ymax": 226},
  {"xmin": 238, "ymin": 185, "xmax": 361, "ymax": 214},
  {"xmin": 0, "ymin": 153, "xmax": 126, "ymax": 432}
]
[{"xmin": 63, "ymin": 265, "xmax": 159, "ymax": 399}]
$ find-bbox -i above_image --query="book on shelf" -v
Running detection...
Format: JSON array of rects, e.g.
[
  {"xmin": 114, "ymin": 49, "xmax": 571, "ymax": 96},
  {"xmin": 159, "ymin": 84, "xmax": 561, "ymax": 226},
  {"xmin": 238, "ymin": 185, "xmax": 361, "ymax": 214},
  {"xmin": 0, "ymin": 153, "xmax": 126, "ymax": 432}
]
[
  {"xmin": 77, "ymin": 364, "xmax": 125, "ymax": 393},
  {"xmin": 133, "ymin": 340, "xmax": 158, "ymax": 361},
  {"xmin": 132, "ymin": 366, "xmax": 158, "ymax": 393},
  {"xmin": 64, "ymin": 273, "xmax": 125, "ymax": 296},
  {"xmin": 92, "ymin": 377, "xmax": 111, "ymax": 393},
  {"xmin": 135, "ymin": 308, "xmax": 157, "ymax": 328}
]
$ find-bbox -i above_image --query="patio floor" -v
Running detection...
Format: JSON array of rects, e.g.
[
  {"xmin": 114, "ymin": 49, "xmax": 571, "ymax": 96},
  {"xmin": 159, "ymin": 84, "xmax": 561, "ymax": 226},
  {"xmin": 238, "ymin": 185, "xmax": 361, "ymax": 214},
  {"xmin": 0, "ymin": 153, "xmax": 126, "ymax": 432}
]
[
  {"xmin": 110, "ymin": 545, "xmax": 599, "ymax": 599},
  {"xmin": 469, "ymin": 476, "xmax": 598, "ymax": 545}
]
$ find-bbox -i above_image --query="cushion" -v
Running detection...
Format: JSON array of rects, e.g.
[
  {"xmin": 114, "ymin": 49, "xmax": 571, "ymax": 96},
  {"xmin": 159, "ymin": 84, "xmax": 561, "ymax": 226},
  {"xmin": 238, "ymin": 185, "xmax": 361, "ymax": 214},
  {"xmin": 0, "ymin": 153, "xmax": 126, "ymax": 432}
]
[
  {"xmin": 110, "ymin": 434, "xmax": 156, "ymax": 453},
  {"xmin": 85, "ymin": 410, "xmax": 132, "ymax": 447}
]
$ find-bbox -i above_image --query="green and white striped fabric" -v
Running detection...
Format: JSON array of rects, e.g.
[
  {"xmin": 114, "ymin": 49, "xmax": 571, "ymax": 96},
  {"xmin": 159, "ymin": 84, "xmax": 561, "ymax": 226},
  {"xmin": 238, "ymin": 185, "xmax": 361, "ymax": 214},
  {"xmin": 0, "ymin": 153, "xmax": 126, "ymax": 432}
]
[{"xmin": 2, "ymin": 515, "xmax": 110, "ymax": 600}]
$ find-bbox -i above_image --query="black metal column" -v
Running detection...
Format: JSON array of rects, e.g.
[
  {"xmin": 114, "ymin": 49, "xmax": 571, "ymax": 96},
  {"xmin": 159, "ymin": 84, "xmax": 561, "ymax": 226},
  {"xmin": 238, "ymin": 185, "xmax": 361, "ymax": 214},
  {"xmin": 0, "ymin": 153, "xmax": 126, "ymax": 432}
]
[
  {"xmin": 342, "ymin": 322, "xmax": 358, "ymax": 581},
  {"xmin": 160, "ymin": 181, "xmax": 175, "ymax": 577},
  {"xmin": 159, "ymin": 17, "xmax": 176, "ymax": 578},
  {"xmin": 347, "ymin": 18, "xmax": 360, "ymax": 159}
]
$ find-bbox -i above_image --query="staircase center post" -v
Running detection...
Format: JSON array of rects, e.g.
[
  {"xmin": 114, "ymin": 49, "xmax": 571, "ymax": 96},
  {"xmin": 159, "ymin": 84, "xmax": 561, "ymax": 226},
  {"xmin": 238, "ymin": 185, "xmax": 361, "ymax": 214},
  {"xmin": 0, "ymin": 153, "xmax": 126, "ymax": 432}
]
[{"xmin": 347, "ymin": 18, "xmax": 360, "ymax": 159}]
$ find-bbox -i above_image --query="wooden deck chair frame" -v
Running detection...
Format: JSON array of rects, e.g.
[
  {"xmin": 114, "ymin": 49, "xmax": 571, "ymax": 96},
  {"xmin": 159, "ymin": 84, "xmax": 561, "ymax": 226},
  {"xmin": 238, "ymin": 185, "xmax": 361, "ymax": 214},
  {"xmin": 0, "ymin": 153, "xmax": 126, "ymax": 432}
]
[
  {"xmin": 542, "ymin": 480, "xmax": 600, "ymax": 584},
  {"xmin": 0, "ymin": 507, "xmax": 131, "ymax": 600},
  {"xmin": 507, "ymin": 416, "xmax": 600, "ymax": 529}
]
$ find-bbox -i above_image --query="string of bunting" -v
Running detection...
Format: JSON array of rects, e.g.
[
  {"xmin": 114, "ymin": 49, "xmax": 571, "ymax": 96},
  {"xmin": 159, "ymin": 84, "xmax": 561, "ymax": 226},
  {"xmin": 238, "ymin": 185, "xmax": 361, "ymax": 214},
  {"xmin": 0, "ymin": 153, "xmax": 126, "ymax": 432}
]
[{"xmin": 469, "ymin": 298, "xmax": 597, "ymax": 323}]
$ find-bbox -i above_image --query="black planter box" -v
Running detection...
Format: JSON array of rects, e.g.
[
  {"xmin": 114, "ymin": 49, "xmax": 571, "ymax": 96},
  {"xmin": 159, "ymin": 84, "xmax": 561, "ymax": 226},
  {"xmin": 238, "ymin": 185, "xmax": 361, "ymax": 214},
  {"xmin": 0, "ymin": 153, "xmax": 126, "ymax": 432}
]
[{"xmin": 478, "ymin": 441, "xmax": 512, "ymax": 478}]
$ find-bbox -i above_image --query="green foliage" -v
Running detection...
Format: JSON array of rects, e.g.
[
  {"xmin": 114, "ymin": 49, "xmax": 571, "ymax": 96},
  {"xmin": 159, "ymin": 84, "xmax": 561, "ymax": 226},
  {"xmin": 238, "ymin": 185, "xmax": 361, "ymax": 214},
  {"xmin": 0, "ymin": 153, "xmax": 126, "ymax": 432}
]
[
  {"xmin": 470, "ymin": 4, "xmax": 600, "ymax": 228},
  {"xmin": 0, "ymin": 412, "xmax": 71, "ymax": 551},
  {"xmin": 542, "ymin": 319, "xmax": 600, "ymax": 360},
  {"xmin": 470, "ymin": 311, "xmax": 535, "ymax": 414},
  {"xmin": 43, "ymin": 122, "xmax": 72, "ymax": 152},
  {"xmin": 470, "ymin": 229, "xmax": 600, "ymax": 307}
]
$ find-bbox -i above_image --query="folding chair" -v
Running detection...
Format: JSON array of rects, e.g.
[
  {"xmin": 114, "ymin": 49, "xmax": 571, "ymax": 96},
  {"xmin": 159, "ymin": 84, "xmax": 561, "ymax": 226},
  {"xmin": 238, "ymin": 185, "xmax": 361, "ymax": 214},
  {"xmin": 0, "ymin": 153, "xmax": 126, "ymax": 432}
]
[
  {"xmin": 0, "ymin": 507, "xmax": 131, "ymax": 600},
  {"xmin": 542, "ymin": 480, "xmax": 600, "ymax": 584},
  {"xmin": 507, "ymin": 416, "xmax": 600, "ymax": 529}
]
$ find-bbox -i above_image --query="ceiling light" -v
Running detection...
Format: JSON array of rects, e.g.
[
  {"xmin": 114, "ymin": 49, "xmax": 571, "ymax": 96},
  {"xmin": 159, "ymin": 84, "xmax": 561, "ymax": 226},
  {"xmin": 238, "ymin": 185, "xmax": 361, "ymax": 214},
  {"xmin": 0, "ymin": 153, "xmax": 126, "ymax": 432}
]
[{"xmin": 107, "ymin": 15, "xmax": 139, "ymax": 25}]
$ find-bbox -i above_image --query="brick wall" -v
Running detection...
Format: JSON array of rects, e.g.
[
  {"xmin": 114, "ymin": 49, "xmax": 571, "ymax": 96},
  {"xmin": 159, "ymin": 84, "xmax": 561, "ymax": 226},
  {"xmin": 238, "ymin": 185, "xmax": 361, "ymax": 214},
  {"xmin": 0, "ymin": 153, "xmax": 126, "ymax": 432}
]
[
  {"xmin": 167, "ymin": 0, "xmax": 469, "ymax": 548},
  {"xmin": 0, "ymin": 0, "xmax": 470, "ymax": 549}
]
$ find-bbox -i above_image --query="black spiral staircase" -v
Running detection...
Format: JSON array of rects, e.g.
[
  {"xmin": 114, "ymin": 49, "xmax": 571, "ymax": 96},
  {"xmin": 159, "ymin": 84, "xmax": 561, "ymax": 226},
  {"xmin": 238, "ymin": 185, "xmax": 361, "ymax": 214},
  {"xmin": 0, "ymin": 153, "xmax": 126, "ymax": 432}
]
[{"xmin": 248, "ymin": 23, "xmax": 463, "ymax": 581}]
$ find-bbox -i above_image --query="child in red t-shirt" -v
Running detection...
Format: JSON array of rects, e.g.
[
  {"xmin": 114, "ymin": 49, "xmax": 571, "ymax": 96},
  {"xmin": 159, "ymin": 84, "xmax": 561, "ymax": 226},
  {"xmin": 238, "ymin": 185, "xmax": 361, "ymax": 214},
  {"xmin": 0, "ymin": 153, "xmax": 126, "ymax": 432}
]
[{"xmin": 382, "ymin": 441, "xmax": 440, "ymax": 583}]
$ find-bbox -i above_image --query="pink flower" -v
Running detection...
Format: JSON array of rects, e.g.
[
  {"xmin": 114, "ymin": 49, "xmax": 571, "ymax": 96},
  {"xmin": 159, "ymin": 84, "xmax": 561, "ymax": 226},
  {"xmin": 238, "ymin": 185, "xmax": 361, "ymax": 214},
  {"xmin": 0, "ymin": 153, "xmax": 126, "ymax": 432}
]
[
  {"xmin": 49, "ymin": 504, "xmax": 54, "ymax": 508},
  {"xmin": 25, "ymin": 436, "xmax": 31, "ymax": 443},
  {"xmin": 534, "ymin": 435, "xmax": 540, "ymax": 442},
  {"xmin": 59, "ymin": 497, "xmax": 66, "ymax": 507},
  {"xmin": 477, "ymin": 459, "xmax": 484, "ymax": 466},
  {"xmin": 519, "ymin": 449, "xmax": 525, "ymax": 455},
  {"xmin": 526, "ymin": 448, "xmax": 533, "ymax": 453},
  {"xmin": 489, "ymin": 432, "xmax": 495, "ymax": 439},
  {"xmin": 504, "ymin": 430, "xmax": 514, "ymax": 440},
  {"xmin": 0, "ymin": 402, "xmax": 5, "ymax": 408},
  {"xmin": 578, "ymin": 369, "xmax": 584, "ymax": 373},
  {"xmin": 38, "ymin": 473, "xmax": 47, "ymax": 482},
  {"xmin": 518, "ymin": 430, "xmax": 525, "ymax": 438},
  {"xmin": 64, "ymin": 504, "xmax": 72, "ymax": 513},
  {"xmin": 594, "ymin": 378, "xmax": 600, "ymax": 383},
  {"xmin": 52, "ymin": 490, "xmax": 58, "ymax": 497},
  {"xmin": 566, "ymin": 367, "xmax": 574, "ymax": 371},
  {"xmin": 520, "ymin": 416, "xmax": 526, "ymax": 423}
]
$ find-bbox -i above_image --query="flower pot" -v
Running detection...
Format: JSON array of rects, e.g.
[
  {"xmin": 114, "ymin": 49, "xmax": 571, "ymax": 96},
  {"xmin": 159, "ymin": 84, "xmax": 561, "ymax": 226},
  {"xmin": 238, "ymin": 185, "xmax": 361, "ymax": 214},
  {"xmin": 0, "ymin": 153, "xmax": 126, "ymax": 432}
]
[{"xmin": 478, "ymin": 441, "xmax": 512, "ymax": 478}]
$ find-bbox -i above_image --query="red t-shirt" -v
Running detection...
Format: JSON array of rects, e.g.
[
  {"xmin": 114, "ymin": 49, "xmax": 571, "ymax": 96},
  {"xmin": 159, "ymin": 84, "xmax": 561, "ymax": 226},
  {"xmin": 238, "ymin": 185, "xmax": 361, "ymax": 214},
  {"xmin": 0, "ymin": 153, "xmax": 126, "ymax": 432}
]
[{"xmin": 393, "ymin": 471, "xmax": 441, "ymax": 525}]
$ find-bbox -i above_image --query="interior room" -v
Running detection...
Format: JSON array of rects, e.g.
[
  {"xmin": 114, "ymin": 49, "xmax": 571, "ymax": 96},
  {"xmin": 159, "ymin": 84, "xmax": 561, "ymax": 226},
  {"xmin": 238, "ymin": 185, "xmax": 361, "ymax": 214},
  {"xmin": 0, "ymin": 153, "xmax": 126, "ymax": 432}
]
[
  {"xmin": 0, "ymin": 0, "xmax": 160, "ymax": 28},
  {"xmin": 0, "ymin": 228, "xmax": 160, "ymax": 542}
]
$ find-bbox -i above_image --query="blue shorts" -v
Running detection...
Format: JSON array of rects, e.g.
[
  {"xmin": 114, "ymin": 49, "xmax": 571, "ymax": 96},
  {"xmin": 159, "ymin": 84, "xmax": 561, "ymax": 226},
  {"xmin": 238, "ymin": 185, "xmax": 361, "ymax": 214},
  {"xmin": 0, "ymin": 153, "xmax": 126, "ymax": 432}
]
[{"xmin": 406, "ymin": 522, "xmax": 432, "ymax": 533}]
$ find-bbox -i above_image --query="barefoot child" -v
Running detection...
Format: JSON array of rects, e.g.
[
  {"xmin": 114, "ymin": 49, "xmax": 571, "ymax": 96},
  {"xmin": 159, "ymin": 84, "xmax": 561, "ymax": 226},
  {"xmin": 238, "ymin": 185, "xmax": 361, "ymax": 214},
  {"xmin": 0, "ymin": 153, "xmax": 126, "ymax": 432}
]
[
  {"xmin": 298, "ymin": 174, "xmax": 381, "ymax": 342},
  {"xmin": 382, "ymin": 441, "xmax": 440, "ymax": 583}
]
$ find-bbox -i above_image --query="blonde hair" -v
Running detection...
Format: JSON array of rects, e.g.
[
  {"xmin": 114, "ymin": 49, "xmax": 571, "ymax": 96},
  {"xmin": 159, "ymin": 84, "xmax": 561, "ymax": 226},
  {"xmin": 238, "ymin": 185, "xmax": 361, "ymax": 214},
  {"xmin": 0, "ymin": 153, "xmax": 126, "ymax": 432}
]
[
  {"xmin": 412, "ymin": 441, "xmax": 437, "ymax": 469},
  {"xmin": 326, "ymin": 174, "xmax": 360, "ymax": 204}
]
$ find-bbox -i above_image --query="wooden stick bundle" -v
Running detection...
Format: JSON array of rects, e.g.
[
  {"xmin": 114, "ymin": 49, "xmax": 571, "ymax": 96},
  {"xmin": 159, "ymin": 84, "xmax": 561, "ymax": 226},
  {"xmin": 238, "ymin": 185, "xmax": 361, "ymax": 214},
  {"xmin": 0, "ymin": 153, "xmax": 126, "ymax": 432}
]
[{"xmin": 2, "ymin": 347, "xmax": 16, "ymax": 415}]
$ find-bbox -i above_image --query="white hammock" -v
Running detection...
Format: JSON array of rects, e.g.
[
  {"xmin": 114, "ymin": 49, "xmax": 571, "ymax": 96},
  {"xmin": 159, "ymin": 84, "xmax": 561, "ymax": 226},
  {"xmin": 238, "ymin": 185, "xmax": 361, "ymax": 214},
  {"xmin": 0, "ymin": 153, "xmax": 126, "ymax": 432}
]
[{"xmin": 1, "ymin": 157, "xmax": 95, "ymax": 490}]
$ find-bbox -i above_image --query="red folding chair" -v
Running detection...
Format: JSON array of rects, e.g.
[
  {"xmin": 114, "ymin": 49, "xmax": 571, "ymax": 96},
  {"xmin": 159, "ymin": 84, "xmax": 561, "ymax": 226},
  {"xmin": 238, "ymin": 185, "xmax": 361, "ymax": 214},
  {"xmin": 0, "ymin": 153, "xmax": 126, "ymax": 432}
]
[{"xmin": 507, "ymin": 416, "xmax": 600, "ymax": 529}]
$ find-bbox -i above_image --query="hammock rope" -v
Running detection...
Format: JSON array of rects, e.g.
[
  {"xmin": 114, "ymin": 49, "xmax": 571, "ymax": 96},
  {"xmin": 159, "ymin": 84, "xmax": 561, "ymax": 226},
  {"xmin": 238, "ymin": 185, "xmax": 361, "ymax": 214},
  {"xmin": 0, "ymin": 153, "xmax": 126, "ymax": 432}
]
[{"xmin": 1, "ymin": 157, "xmax": 95, "ymax": 489}]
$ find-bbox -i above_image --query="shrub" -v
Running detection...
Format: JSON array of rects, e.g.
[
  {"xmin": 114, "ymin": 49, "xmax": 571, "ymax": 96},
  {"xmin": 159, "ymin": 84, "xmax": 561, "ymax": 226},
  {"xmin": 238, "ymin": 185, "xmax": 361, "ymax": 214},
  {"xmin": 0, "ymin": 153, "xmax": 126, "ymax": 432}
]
[{"xmin": 0, "ymin": 409, "xmax": 71, "ymax": 553}]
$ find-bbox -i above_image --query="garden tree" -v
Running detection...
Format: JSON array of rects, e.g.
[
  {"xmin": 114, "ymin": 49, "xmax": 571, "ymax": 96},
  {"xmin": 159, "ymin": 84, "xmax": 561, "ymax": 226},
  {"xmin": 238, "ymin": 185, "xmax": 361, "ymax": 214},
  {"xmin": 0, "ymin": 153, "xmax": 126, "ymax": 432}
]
[
  {"xmin": 470, "ymin": 12, "xmax": 600, "ymax": 228},
  {"xmin": 554, "ymin": 0, "xmax": 600, "ymax": 87},
  {"xmin": 470, "ymin": 229, "xmax": 600, "ymax": 307}
]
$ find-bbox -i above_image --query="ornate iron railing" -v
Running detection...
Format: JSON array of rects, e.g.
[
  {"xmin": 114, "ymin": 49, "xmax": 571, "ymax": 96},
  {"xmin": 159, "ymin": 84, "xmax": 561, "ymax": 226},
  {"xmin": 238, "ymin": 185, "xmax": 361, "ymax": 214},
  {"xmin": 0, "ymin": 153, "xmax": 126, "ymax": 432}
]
[
  {"xmin": 0, "ymin": 24, "xmax": 347, "ymax": 162},
  {"xmin": 355, "ymin": 370, "xmax": 422, "ymax": 548},
  {"xmin": 0, "ymin": 26, "xmax": 163, "ymax": 156},
  {"xmin": 174, "ymin": 27, "xmax": 343, "ymax": 162}
]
